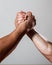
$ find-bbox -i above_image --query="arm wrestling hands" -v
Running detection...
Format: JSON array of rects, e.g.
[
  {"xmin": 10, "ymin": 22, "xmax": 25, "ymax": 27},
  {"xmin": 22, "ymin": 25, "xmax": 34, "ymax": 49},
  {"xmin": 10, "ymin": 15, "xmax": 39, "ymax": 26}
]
[
  {"xmin": 0, "ymin": 11, "xmax": 36, "ymax": 62},
  {"xmin": 0, "ymin": 11, "xmax": 52, "ymax": 62},
  {"xmin": 17, "ymin": 11, "xmax": 52, "ymax": 62}
]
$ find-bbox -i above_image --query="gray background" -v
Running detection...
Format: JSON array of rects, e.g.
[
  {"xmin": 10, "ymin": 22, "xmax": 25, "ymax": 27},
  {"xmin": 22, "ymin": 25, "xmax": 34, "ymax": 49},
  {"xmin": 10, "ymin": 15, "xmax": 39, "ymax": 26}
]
[{"xmin": 0, "ymin": 0, "xmax": 52, "ymax": 64}]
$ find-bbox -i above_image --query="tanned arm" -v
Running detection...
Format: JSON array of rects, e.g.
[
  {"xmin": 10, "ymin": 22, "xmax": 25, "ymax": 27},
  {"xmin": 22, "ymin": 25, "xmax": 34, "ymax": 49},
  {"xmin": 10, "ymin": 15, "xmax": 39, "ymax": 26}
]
[
  {"xmin": 0, "ymin": 11, "xmax": 34, "ymax": 62},
  {"xmin": 0, "ymin": 21, "xmax": 27, "ymax": 62}
]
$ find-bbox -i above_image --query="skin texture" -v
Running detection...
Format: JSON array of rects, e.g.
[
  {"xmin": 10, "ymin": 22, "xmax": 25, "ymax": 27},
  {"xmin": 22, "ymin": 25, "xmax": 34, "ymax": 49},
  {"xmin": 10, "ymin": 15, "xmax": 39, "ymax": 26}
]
[
  {"xmin": 27, "ymin": 29, "xmax": 52, "ymax": 62},
  {"xmin": 15, "ymin": 11, "xmax": 36, "ymax": 31},
  {"xmin": 0, "ymin": 11, "xmax": 52, "ymax": 63},
  {"xmin": 17, "ymin": 12, "xmax": 52, "ymax": 62},
  {"xmin": 0, "ymin": 11, "xmax": 35, "ymax": 62}
]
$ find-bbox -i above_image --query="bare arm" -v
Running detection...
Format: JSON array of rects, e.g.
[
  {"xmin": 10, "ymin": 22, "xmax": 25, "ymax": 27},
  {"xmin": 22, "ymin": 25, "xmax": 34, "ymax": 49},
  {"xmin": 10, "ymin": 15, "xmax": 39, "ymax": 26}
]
[
  {"xmin": 0, "ymin": 21, "xmax": 27, "ymax": 62},
  {"xmin": 16, "ymin": 11, "xmax": 52, "ymax": 62},
  {"xmin": 0, "ymin": 11, "xmax": 33, "ymax": 62},
  {"xmin": 27, "ymin": 29, "xmax": 52, "ymax": 62}
]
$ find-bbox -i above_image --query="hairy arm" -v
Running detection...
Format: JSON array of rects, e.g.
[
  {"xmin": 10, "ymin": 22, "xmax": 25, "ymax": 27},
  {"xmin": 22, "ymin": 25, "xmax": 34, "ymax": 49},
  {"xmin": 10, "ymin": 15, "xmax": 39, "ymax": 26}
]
[{"xmin": 27, "ymin": 29, "xmax": 52, "ymax": 62}]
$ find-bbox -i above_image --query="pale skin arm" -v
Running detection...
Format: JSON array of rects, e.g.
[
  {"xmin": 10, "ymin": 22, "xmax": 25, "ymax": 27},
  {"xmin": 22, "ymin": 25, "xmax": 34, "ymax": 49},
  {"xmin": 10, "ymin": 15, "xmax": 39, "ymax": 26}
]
[
  {"xmin": 12, "ymin": 11, "xmax": 52, "ymax": 62},
  {"xmin": 18, "ymin": 12, "xmax": 52, "ymax": 62},
  {"xmin": 27, "ymin": 29, "xmax": 52, "ymax": 62}
]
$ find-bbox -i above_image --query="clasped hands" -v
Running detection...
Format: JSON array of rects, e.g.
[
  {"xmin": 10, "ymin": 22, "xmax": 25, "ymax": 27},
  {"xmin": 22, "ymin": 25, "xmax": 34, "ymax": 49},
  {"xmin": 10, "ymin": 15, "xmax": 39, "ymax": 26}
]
[
  {"xmin": 15, "ymin": 11, "xmax": 36, "ymax": 33},
  {"xmin": 0, "ymin": 11, "xmax": 52, "ymax": 62}
]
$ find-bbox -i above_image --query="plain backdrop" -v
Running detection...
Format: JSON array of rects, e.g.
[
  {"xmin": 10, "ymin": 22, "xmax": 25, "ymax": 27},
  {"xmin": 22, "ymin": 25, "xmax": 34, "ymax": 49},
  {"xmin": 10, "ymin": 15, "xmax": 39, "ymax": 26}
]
[{"xmin": 0, "ymin": 0, "xmax": 52, "ymax": 64}]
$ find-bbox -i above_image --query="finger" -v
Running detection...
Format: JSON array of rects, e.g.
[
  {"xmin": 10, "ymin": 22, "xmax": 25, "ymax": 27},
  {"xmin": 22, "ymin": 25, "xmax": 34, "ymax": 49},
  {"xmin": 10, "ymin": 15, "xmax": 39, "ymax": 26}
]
[
  {"xmin": 15, "ymin": 12, "xmax": 25, "ymax": 25},
  {"xmin": 25, "ymin": 11, "xmax": 32, "ymax": 21},
  {"xmin": 32, "ymin": 15, "xmax": 36, "ymax": 26},
  {"xmin": 26, "ymin": 11, "xmax": 32, "ymax": 17},
  {"xmin": 32, "ymin": 15, "xmax": 36, "ymax": 21},
  {"xmin": 16, "ymin": 11, "xmax": 26, "ymax": 18},
  {"xmin": 20, "ymin": 11, "xmax": 26, "ymax": 14},
  {"xmin": 16, "ymin": 12, "xmax": 26, "ymax": 22}
]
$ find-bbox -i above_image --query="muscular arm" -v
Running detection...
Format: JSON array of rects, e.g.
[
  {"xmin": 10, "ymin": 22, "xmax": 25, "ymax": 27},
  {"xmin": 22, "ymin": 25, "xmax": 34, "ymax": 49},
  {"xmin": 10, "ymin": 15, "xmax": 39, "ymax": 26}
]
[{"xmin": 27, "ymin": 29, "xmax": 52, "ymax": 62}]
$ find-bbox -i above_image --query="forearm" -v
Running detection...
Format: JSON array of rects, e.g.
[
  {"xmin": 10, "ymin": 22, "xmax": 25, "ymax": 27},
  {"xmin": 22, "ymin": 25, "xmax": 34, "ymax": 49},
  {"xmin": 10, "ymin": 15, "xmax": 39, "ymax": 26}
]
[
  {"xmin": 27, "ymin": 29, "xmax": 49, "ymax": 52},
  {"xmin": 27, "ymin": 29, "xmax": 52, "ymax": 62},
  {"xmin": 0, "ymin": 27, "xmax": 26, "ymax": 62}
]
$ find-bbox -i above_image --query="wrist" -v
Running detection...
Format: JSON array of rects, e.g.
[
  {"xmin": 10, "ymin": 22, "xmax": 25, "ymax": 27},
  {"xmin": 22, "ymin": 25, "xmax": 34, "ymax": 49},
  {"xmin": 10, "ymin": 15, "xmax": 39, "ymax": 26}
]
[
  {"xmin": 26, "ymin": 29, "xmax": 37, "ymax": 38},
  {"xmin": 12, "ymin": 27, "xmax": 26, "ymax": 39}
]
